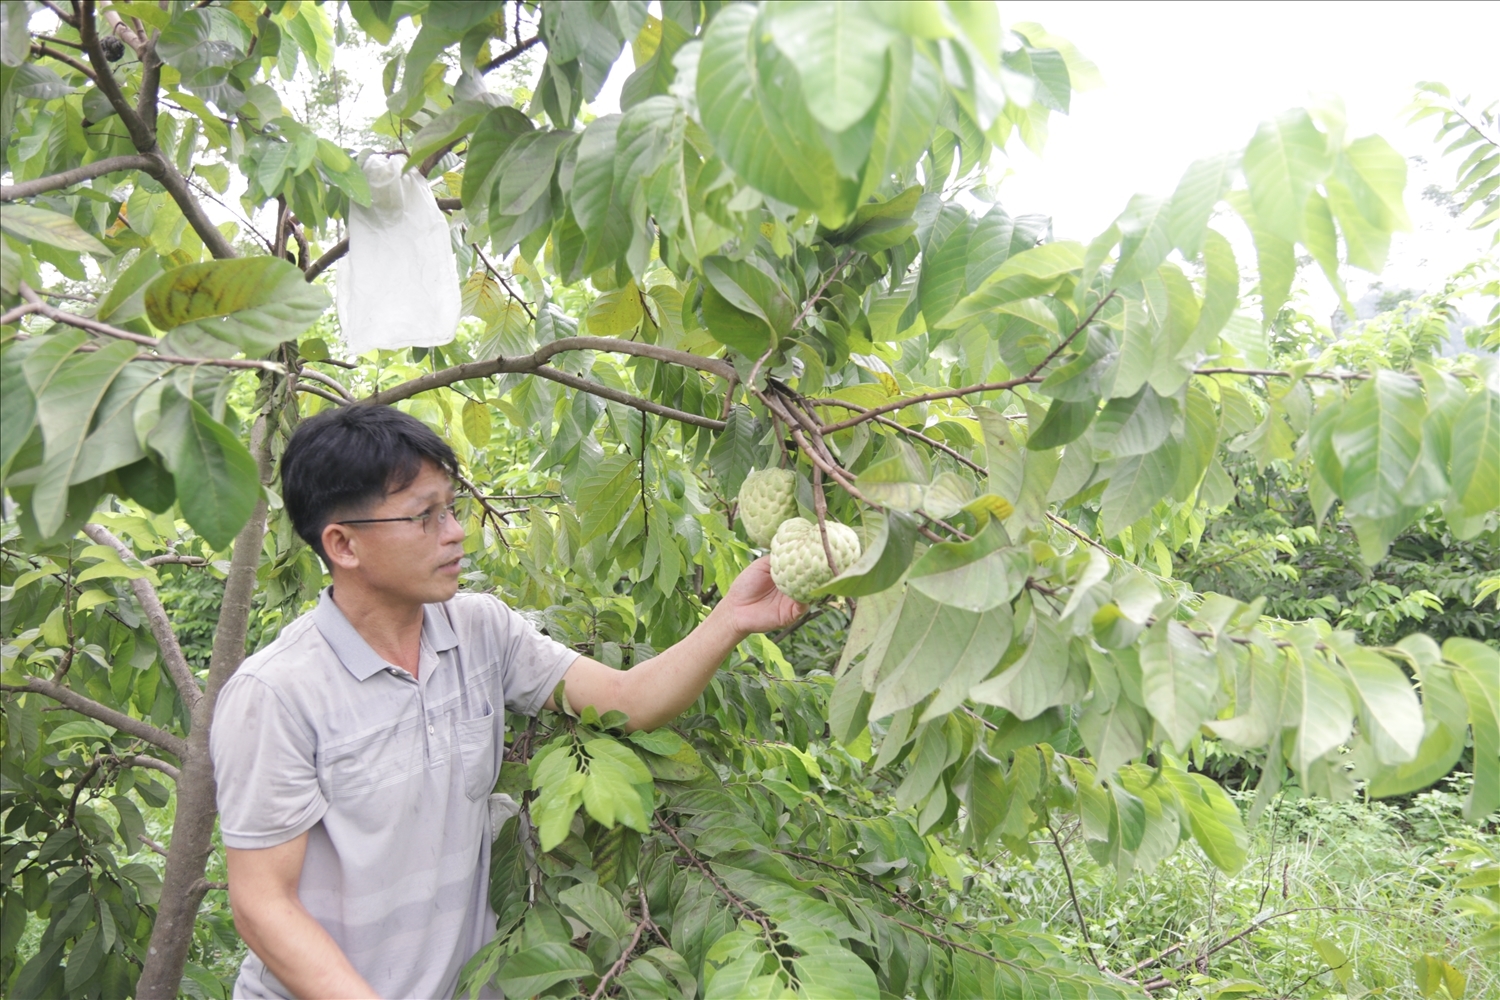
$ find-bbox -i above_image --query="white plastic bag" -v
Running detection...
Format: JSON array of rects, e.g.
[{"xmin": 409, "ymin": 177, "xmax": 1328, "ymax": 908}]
[{"xmin": 336, "ymin": 153, "xmax": 460, "ymax": 353}]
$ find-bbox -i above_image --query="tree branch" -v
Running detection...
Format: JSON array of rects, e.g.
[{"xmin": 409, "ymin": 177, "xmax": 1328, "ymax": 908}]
[
  {"xmin": 146, "ymin": 149, "xmax": 239, "ymax": 259},
  {"xmin": 817, "ymin": 373, "xmax": 1042, "ymax": 434},
  {"xmin": 78, "ymin": 0, "xmax": 155, "ymax": 151},
  {"xmin": 533, "ymin": 366, "xmax": 726, "ymax": 430},
  {"xmin": 303, "ymin": 237, "xmax": 347, "ymax": 281},
  {"xmin": 479, "ymin": 34, "xmax": 542, "ymax": 74},
  {"xmin": 362, "ymin": 336, "xmax": 735, "ymax": 404},
  {"xmin": 4, "ymin": 287, "xmax": 284, "ymax": 372},
  {"xmin": 10, "ymin": 282, "xmax": 158, "ymax": 343},
  {"xmin": 83, "ymin": 524, "xmax": 202, "ymax": 711},
  {"xmin": 116, "ymin": 753, "xmax": 183, "ymax": 782},
  {"xmin": 588, "ymin": 888, "xmax": 652, "ymax": 1000},
  {"xmin": 2, "ymin": 677, "xmax": 187, "ymax": 757},
  {"xmin": 807, "ymin": 397, "xmax": 987, "ymax": 475},
  {"xmin": 1194, "ymin": 366, "xmax": 1369, "ymax": 382},
  {"xmin": 0, "ymin": 154, "xmax": 155, "ymax": 200},
  {"xmin": 30, "ymin": 42, "xmax": 98, "ymax": 81},
  {"xmin": 1049, "ymin": 824, "xmax": 1099, "ymax": 968}
]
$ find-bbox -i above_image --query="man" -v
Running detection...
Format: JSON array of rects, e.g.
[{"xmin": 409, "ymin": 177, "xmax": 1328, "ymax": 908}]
[{"xmin": 211, "ymin": 405, "xmax": 802, "ymax": 999}]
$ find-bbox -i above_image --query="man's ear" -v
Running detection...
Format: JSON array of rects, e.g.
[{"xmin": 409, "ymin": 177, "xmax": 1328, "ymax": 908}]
[{"xmin": 321, "ymin": 523, "xmax": 361, "ymax": 572}]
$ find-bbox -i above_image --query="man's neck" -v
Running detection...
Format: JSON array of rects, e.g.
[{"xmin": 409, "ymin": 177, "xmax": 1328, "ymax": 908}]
[{"xmin": 329, "ymin": 578, "xmax": 426, "ymax": 676}]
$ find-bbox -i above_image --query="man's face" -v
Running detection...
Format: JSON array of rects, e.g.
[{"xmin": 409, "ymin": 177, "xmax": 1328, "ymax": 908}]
[{"xmin": 323, "ymin": 460, "xmax": 466, "ymax": 606}]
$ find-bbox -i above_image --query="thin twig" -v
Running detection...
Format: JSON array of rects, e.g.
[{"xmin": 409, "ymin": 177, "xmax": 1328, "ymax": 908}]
[
  {"xmin": 588, "ymin": 888, "xmax": 653, "ymax": 1000},
  {"xmin": 479, "ymin": 34, "xmax": 542, "ymax": 73},
  {"xmin": 1049, "ymin": 824, "xmax": 1098, "ymax": 967},
  {"xmin": 83, "ymin": 524, "xmax": 202, "ymax": 711},
  {"xmin": 0, "ymin": 677, "xmax": 187, "ymax": 757}
]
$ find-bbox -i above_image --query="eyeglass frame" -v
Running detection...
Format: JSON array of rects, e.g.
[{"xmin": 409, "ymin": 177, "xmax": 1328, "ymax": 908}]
[{"xmin": 333, "ymin": 500, "xmax": 460, "ymax": 534}]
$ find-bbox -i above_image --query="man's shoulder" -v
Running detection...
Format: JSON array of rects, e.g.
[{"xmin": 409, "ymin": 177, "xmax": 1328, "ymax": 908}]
[
  {"xmin": 441, "ymin": 589, "xmax": 516, "ymax": 634},
  {"xmin": 230, "ymin": 611, "xmax": 333, "ymax": 688}
]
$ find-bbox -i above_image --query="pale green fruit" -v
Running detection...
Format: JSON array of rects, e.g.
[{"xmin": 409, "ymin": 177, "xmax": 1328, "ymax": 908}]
[
  {"xmin": 769, "ymin": 517, "xmax": 862, "ymax": 603},
  {"xmin": 738, "ymin": 468, "xmax": 798, "ymax": 548}
]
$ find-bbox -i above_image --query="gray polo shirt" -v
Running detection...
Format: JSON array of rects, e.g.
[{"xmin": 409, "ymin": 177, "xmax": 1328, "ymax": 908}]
[{"xmin": 211, "ymin": 589, "xmax": 578, "ymax": 1000}]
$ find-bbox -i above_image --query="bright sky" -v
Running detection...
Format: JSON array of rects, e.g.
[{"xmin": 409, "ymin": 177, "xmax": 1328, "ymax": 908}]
[
  {"xmin": 591, "ymin": 1, "xmax": 1500, "ymax": 319},
  {"xmin": 992, "ymin": 1, "xmax": 1499, "ymax": 315}
]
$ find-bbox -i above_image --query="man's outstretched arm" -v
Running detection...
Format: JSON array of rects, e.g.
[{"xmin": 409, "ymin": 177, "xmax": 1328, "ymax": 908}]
[
  {"xmin": 226, "ymin": 835, "xmax": 379, "ymax": 1000},
  {"xmin": 548, "ymin": 556, "xmax": 803, "ymax": 731}
]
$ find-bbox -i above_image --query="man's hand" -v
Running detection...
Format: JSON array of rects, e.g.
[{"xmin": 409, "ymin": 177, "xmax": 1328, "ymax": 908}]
[
  {"xmin": 551, "ymin": 557, "xmax": 809, "ymax": 731},
  {"xmin": 719, "ymin": 555, "xmax": 806, "ymax": 635}
]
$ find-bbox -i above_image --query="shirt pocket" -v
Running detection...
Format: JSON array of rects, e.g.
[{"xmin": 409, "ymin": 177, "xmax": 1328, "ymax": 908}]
[{"xmin": 456, "ymin": 706, "xmax": 498, "ymax": 801}]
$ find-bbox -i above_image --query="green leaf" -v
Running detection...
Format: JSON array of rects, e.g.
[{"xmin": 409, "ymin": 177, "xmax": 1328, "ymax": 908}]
[
  {"xmin": 31, "ymin": 341, "xmax": 139, "ymax": 537},
  {"xmin": 1166, "ymin": 769, "xmax": 1248, "ymax": 874},
  {"xmin": 496, "ymin": 942, "xmax": 593, "ymax": 999},
  {"xmin": 828, "ymin": 186, "xmax": 923, "ymax": 254},
  {"xmin": 71, "ymin": 363, "xmax": 161, "ymax": 482},
  {"xmin": 1449, "ymin": 389, "xmax": 1499, "ymax": 518},
  {"xmin": 701, "ymin": 256, "xmax": 793, "ymax": 358},
  {"xmin": 1140, "ymin": 618, "xmax": 1216, "ymax": 751},
  {"xmin": 1099, "ymin": 438, "xmax": 1180, "ymax": 538},
  {"xmin": 791, "ymin": 944, "xmax": 880, "ymax": 1000},
  {"xmin": 1079, "ymin": 690, "xmax": 1150, "ymax": 779},
  {"xmin": 970, "ymin": 600, "xmax": 1071, "ymax": 720},
  {"xmin": 1027, "ymin": 396, "xmax": 1097, "ymax": 451},
  {"xmin": 767, "ymin": 2, "xmax": 896, "ymax": 133},
  {"xmin": 0, "ymin": 1, "xmax": 30, "ymax": 66},
  {"xmin": 918, "ymin": 207, "xmax": 974, "ymax": 326},
  {"xmin": 461, "ymin": 399, "xmax": 491, "ymax": 448},
  {"xmin": 1335, "ymin": 135, "xmax": 1412, "ymax": 231},
  {"xmin": 146, "ymin": 387, "xmax": 259, "ymax": 550},
  {"xmin": 145, "ymin": 257, "xmax": 330, "ymax": 354},
  {"xmin": 869, "ymin": 593, "xmax": 1010, "ymax": 720},
  {"xmin": 696, "ymin": 4, "xmax": 816, "ymax": 210},
  {"xmin": 1334, "ymin": 641, "xmax": 1423, "ymax": 765},
  {"xmin": 907, "ymin": 521, "xmax": 1028, "ymax": 612},
  {"xmin": 853, "ymin": 447, "xmax": 928, "ymax": 512},
  {"xmin": 1194, "ymin": 229, "xmax": 1239, "ymax": 341},
  {"xmin": 1367, "ymin": 637, "xmax": 1469, "ymax": 798},
  {"xmin": 1227, "ymin": 190, "xmax": 1295, "ymax": 327},
  {"xmin": 1445, "ymin": 638, "xmax": 1499, "ymax": 820},
  {"xmin": 558, "ymin": 882, "xmax": 634, "ymax": 943},
  {"xmin": 1112, "ymin": 194, "xmax": 1172, "ymax": 287},
  {"xmin": 0, "ymin": 204, "xmax": 109, "ymax": 255},
  {"xmin": 576, "ymin": 454, "xmax": 640, "ymax": 543},
  {"xmin": 937, "ymin": 241, "xmax": 1084, "ymax": 329},
  {"xmin": 1241, "ymin": 108, "xmax": 1332, "ymax": 243},
  {"xmin": 1290, "ymin": 648, "xmax": 1355, "ymax": 776},
  {"xmin": 1333, "ymin": 371, "xmax": 1426, "ymax": 520},
  {"xmin": 818, "ymin": 511, "xmax": 917, "ymax": 597},
  {"xmin": 1168, "ymin": 152, "xmax": 1233, "ymax": 258},
  {"xmin": 0, "ymin": 339, "xmax": 41, "ymax": 478},
  {"xmin": 1093, "ymin": 386, "xmax": 1176, "ymax": 457}
]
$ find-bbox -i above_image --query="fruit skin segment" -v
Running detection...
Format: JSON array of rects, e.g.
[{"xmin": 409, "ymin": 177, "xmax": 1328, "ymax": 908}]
[
  {"xmin": 739, "ymin": 468, "xmax": 800, "ymax": 547},
  {"xmin": 769, "ymin": 517, "xmax": 862, "ymax": 603}
]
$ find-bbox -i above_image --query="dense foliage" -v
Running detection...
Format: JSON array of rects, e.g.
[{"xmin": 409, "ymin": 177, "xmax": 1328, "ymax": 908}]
[{"xmin": 1, "ymin": 2, "xmax": 1497, "ymax": 998}]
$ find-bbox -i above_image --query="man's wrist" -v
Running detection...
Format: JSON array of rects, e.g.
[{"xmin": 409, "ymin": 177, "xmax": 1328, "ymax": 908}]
[{"xmin": 704, "ymin": 601, "xmax": 753, "ymax": 647}]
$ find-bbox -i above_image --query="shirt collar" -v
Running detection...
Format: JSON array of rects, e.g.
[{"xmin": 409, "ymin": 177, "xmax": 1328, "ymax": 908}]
[{"xmin": 312, "ymin": 588, "xmax": 460, "ymax": 682}]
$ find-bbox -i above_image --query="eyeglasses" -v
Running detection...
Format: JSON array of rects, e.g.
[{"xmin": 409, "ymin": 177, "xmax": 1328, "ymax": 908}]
[{"xmin": 335, "ymin": 501, "xmax": 460, "ymax": 535}]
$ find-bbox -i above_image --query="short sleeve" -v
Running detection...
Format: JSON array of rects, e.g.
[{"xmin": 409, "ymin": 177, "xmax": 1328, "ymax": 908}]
[
  {"xmin": 210, "ymin": 674, "xmax": 329, "ymax": 850},
  {"xmin": 488, "ymin": 598, "xmax": 580, "ymax": 717}
]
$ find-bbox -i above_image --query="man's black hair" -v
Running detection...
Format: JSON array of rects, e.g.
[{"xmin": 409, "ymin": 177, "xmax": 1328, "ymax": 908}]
[{"xmin": 281, "ymin": 406, "xmax": 460, "ymax": 563}]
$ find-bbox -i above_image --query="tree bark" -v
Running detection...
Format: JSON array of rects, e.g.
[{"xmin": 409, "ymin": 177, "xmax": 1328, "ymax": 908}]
[
  {"xmin": 134, "ymin": 416, "xmax": 272, "ymax": 1000},
  {"xmin": 0, "ymin": 154, "xmax": 155, "ymax": 200}
]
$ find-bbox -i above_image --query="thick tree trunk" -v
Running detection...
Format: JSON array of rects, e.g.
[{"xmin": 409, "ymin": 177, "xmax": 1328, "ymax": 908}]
[{"xmin": 135, "ymin": 418, "xmax": 271, "ymax": 999}]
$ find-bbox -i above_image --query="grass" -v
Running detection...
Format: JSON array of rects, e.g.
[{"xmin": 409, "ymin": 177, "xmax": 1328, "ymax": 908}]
[{"xmin": 980, "ymin": 775, "xmax": 1497, "ymax": 999}]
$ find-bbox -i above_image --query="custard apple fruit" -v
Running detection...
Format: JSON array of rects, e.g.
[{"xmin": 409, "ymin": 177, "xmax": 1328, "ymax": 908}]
[
  {"xmin": 738, "ymin": 468, "xmax": 798, "ymax": 548},
  {"xmin": 770, "ymin": 517, "xmax": 862, "ymax": 603}
]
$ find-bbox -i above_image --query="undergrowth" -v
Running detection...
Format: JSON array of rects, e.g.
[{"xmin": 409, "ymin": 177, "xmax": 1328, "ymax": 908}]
[{"xmin": 985, "ymin": 775, "xmax": 1497, "ymax": 999}]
